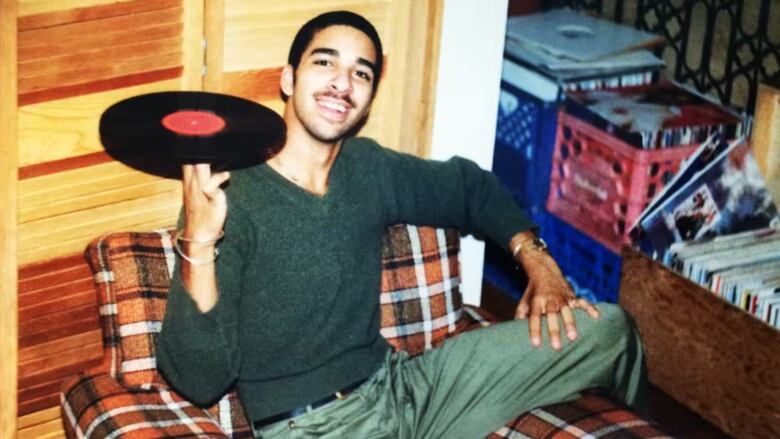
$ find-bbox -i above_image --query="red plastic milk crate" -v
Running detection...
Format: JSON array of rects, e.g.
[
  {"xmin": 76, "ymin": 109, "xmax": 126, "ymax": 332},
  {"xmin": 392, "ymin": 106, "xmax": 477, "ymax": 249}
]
[{"xmin": 546, "ymin": 112, "xmax": 699, "ymax": 253}]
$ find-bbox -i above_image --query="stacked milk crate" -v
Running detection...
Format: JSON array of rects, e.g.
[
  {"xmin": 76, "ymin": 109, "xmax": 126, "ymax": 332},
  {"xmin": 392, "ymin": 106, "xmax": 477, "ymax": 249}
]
[{"xmin": 483, "ymin": 8, "xmax": 747, "ymax": 303}]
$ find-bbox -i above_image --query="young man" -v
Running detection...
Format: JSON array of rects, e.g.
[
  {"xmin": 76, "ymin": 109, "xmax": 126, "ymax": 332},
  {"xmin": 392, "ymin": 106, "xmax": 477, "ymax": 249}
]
[{"xmin": 156, "ymin": 11, "xmax": 646, "ymax": 438}]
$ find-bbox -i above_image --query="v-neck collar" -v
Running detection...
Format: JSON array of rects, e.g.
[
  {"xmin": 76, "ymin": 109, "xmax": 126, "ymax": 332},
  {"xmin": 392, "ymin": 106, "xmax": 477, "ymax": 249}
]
[{"xmin": 256, "ymin": 143, "xmax": 347, "ymax": 205}]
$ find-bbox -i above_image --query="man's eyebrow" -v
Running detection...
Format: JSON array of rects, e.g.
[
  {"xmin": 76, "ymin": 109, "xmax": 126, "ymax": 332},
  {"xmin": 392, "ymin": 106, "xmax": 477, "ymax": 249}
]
[{"xmin": 309, "ymin": 47, "xmax": 376, "ymax": 73}]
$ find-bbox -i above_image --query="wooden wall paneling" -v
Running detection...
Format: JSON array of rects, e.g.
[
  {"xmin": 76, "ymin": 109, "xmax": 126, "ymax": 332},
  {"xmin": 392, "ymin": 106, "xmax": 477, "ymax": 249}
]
[
  {"xmin": 14, "ymin": 1, "xmax": 202, "ymax": 433},
  {"xmin": 18, "ymin": 2, "xmax": 185, "ymax": 105},
  {"xmin": 753, "ymin": 83, "xmax": 780, "ymax": 205},
  {"xmin": 619, "ymin": 249, "xmax": 780, "ymax": 439},
  {"xmin": 1, "ymin": 0, "xmax": 18, "ymax": 437}
]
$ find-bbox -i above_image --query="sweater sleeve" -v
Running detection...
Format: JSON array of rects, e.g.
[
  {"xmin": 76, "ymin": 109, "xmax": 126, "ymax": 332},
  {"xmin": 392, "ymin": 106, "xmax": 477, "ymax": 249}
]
[
  {"xmin": 155, "ymin": 201, "xmax": 255, "ymax": 406},
  {"xmin": 376, "ymin": 142, "xmax": 536, "ymax": 249}
]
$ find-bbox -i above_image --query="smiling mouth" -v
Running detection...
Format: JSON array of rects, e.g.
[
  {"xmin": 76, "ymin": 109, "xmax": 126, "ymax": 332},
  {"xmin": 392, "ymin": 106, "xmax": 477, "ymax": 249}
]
[{"xmin": 316, "ymin": 98, "xmax": 351, "ymax": 122}]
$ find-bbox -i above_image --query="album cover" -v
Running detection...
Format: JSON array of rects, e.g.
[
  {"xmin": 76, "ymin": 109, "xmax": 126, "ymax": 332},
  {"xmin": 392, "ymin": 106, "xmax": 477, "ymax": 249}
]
[
  {"xmin": 634, "ymin": 137, "xmax": 780, "ymax": 261},
  {"xmin": 564, "ymin": 81, "xmax": 748, "ymax": 149},
  {"xmin": 505, "ymin": 8, "xmax": 663, "ymax": 62}
]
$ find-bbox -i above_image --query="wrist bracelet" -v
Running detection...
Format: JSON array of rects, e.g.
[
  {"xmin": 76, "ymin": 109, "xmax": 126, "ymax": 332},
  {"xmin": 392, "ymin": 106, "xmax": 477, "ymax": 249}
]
[
  {"xmin": 176, "ymin": 229, "xmax": 224, "ymax": 244},
  {"xmin": 174, "ymin": 239, "xmax": 219, "ymax": 265}
]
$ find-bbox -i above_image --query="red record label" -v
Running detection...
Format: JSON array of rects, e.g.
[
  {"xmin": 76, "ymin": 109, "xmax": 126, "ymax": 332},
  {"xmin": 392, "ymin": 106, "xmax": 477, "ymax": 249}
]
[{"xmin": 161, "ymin": 110, "xmax": 226, "ymax": 136}]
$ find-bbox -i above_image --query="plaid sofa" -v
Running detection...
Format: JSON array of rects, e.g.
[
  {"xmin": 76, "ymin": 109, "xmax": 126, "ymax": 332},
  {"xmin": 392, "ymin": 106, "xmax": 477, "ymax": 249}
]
[{"xmin": 61, "ymin": 225, "xmax": 669, "ymax": 438}]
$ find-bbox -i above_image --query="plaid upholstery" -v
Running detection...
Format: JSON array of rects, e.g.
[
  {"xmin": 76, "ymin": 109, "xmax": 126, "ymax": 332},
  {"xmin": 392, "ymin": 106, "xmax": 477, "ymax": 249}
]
[
  {"xmin": 488, "ymin": 391, "xmax": 669, "ymax": 439},
  {"xmin": 61, "ymin": 225, "xmax": 669, "ymax": 438}
]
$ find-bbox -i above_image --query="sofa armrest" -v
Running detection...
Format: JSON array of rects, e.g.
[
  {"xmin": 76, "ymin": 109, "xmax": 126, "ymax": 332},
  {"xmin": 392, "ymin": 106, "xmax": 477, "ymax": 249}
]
[{"xmin": 61, "ymin": 372, "xmax": 251, "ymax": 438}]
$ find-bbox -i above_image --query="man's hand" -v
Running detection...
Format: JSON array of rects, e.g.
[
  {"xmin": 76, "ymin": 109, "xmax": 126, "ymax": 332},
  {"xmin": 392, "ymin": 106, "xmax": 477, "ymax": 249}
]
[
  {"xmin": 179, "ymin": 163, "xmax": 230, "ymax": 313},
  {"xmin": 182, "ymin": 164, "xmax": 230, "ymax": 240},
  {"xmin": 510, "ymin": 231, "xmax": 599, "ymax": 350}
]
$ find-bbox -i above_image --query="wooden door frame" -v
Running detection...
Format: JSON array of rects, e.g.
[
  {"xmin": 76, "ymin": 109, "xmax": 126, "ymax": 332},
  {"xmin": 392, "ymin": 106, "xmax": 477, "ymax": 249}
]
[{"xmin": 1, "ymin": 0, "xmax": 19, "ymax": 436}]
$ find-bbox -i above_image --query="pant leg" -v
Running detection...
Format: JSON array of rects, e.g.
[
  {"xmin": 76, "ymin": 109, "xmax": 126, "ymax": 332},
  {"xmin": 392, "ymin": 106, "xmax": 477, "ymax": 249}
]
[{"xmin": 387, "ymin": 303, "xmax": 647, "ymax": 439}]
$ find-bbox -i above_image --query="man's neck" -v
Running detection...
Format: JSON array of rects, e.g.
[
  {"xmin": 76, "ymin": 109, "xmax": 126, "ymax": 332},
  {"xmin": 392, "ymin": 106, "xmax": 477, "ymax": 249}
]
[{"xmin": 269, "ymin": 130, "xmax": 343, "ymax": 196}]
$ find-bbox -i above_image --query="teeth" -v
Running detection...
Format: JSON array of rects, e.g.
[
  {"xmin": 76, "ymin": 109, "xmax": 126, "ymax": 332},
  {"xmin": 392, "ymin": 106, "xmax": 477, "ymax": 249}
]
[{"xmin": 320, "ymin": 101, "xmax": 346, "ymax": 113}]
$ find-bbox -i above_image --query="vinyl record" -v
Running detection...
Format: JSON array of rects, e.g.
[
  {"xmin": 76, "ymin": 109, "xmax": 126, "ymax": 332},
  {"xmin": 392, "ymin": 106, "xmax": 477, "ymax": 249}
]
[{"xmin": 100, "ymin": 91, "xmax": 286, "ymax": 178}]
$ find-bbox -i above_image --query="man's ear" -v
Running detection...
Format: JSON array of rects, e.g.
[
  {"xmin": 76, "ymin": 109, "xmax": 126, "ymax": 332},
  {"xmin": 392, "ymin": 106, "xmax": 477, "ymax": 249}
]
[{"xmin": 280, "ymin": 65, "xmax": 295, "ymax": 98}]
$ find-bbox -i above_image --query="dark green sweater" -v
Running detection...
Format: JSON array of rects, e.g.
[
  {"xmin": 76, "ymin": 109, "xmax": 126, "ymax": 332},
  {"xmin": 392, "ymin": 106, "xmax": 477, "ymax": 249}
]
[{"xmin": 156, "ymin": 137, "xmax": 534, "ymax": 421}]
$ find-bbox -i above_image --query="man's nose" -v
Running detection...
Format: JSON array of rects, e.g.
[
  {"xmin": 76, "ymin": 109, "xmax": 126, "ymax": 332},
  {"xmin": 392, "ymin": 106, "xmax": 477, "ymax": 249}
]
[{"xmin": 329, "ymin": 69, "xmax": 352, "ymax": 93}]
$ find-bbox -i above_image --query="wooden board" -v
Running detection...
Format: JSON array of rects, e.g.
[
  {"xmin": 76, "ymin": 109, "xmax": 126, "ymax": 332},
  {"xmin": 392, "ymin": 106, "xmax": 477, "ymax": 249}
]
[
  {"xmin": 1, "ymin": 0, "xmax": 18, "ymax": 436},
  {"xmin": 619, "ymin": 248, "xmax": 780, "ymax": 439},
  {"xmin": 752, "ymin": 83, "xmax": 780, "ymax": 206}
]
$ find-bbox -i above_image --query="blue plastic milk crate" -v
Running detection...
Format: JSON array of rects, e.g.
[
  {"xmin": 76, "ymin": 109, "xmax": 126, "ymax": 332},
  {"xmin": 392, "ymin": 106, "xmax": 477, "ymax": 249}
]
[{"xmin": 491, "ymin": 80, "xmax": 558, "ymax": 217}]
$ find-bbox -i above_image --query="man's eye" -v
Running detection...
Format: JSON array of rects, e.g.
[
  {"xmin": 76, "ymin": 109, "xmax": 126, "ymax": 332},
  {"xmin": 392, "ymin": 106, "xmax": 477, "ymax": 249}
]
[
  {"xmin": 355, "ymin": 71, "xmax": 372, "ymax": 81},
  {"xmin": 313, "ymin": 59, "xmax": 332, "ymax": 67}
]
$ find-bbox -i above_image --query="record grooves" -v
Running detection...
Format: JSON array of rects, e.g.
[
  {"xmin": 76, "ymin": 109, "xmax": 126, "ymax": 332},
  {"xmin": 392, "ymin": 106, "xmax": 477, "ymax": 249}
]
[{"xmin": 100, "ymin": 91, "xmax": 285, "ymax": 178}]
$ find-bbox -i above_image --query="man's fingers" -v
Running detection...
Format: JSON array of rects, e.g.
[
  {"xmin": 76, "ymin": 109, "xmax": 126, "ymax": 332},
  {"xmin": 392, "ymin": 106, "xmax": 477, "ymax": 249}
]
[
  {"xmin": 202, "ymin": 171, "xmax": 231, "ymax": 197},
  {"xmin": 515, "ymin": 301, "xmax": 529, "ymax": 320},
  {"xmin": 560, "ymin": 305, "xmax": 578, "ymax": 341},
  {"xmin": 193, "ymin": 163, "xmax": 212, "ymax": 189},
  {"xmin": 529, "ymin": 313, "xmax": 542, "ymax": 347},
  {"xmin": 546, "ymin": 312, "xmax": 562, "ymax": 350},
  {"xmin": 574, "ymin": 298, "xmax": 600, "ymax": 319}
]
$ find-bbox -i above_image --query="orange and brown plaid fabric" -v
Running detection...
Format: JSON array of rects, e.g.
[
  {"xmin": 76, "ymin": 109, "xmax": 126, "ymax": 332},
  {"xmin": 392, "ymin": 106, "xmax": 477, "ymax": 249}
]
[{"xmin": 61, "ymin": 225, "xmax": 669, "ymax": 438}]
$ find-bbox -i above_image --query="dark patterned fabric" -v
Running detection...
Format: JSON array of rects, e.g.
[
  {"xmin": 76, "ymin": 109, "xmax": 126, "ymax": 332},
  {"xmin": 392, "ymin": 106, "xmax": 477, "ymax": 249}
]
[{"xmin": 61, "ymin": 225, "xmax": 668, "ymax": 438}]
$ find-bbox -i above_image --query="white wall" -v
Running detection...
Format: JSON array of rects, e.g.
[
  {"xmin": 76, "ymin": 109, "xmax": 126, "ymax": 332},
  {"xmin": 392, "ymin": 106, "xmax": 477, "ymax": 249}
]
[{"xmin": 430, "ymin": 0, "xmax": 508, "ymax": 305}]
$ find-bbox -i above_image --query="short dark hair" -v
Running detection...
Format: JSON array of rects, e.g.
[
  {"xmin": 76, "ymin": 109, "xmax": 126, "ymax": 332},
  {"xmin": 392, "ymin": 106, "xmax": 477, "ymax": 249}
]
[{"xmin": 287, "ymin": 10, "xmax": 383, "ymax": 95}]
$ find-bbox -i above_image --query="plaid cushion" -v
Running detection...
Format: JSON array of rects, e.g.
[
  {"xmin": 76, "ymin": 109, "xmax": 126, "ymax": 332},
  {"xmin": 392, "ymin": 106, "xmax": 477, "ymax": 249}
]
[
  {"xmin": 63, "ymin": 225, "xmax": 667, "ymax": 438},
  {"xmin": 61, "ymin": 371, "xmax": 251, "ymax": 438},
  {"xmin": 489, "ymin": 391, "xmax": 671, "ymax": 439},
  {"xmin": 379, "ymin": 224, "xmax": 467, "ymax": 354}
]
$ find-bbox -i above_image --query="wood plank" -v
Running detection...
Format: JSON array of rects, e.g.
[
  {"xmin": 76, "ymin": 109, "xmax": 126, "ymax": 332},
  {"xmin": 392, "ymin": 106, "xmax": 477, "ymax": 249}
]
[
  {"xmin": 18, "ymin": 7, "xmax": 182, "ymax": 47},
  {"xmin": 203, "ymin": 0, "xmax": 225, "ymax": 91},
  {"xmin": 18, "ymin": 330, "xmax": 102, "ymax": 364},
  {"xmin": 19, "ymin": 345, "xmax": 102, "ymax": 385},
  {"xmin": 20, "ymin": 289, "xmax": 96, "ymax": 322},
  {"xmin": 19, "ymin": 0, "xmax": 135, "ymax": 17},
  {"xmin": 619, "ymin": 248, "xmax": 780, "ymax": 439},
  {"xmin": 18, "ymin": 79, "xmax": 181, "ymax": 166},
  {"xmin": 396, "ymin": 0, "xmax": 442, "ymax": 158},
  {"xmin": 181, "ymin": 0, "xmax": 205, "ymax": 91},
  {"xmin": 19, "ymin": 52, "xmax": 183, "ymax": 94},
  {"xmin": 18, "ymin": 254, "xmax": 85, "ymax": 281},
  {"xmin": 19, "ymin": 22, "xmax": 183, "ymax": 62},
  {"xmin": 19, "ymin": 192, "xmax": 181, "ymax": 265},
  {"xmin": 222, "ymin": 67, "xmax": 284, "ymax": 103},
  {"xmin": 18, "ymin": 406, "xmax": 60, "ymax": 430},
  {"xmin": 19, "ymin": 37, "xmax": 183, "ymax": 78},
  {"xmin": 1, "ymin": 0, "xmax": 18, "ymax": 436},
  {"xmin": 19, "ymin": 66, "xmax": 183, "ymax": 107},
  {"xmin": 19, "ymin": 152, "xmax": 113, "ymax": 180},
  {"xmin": 19, "ymin": 394, "xmax": 65, "ymax": 419},
  {"xmin": 19, "ymin": 305, "xmax": 99, "ymax": 340},
  {"xmin": 19, "ymin": 257, "xmax": 90, "ymax": 295},
  {"xmin": 20, "ymin": 177, "xmax": 179, "ymax": 224},
  {"xmin": 752, "ymin": 83, "xmax": 780, "ymax": 206},
  {"xmin": 19, "ymin": 0, "xmax": 180, "ymax": 30},
  {"xmin": 18, "ymin": 417, "xmax": 65, "ymax": 439},
  {"xmin": 19, "ymin": 317, "xmax": 99, "ymax": 350}
]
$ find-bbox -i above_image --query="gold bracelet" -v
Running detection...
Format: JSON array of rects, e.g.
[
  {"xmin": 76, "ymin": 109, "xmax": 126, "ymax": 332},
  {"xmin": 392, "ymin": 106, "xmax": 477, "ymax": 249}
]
[
  {"xmin": 174, "ymin": 239, "xmax": 219, "ymax": 265},
  {"xmin": 176, "ymin": 229, "xmax": 225, "ymax": 245}
]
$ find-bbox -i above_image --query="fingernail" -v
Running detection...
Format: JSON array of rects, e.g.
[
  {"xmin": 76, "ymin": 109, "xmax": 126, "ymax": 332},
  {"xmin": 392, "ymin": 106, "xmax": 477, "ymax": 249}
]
[
  {"xmin": 568, "ymin": 330, "xmax": 577, "ymax": 340},
  {"xmin": 531, "ymin": 337, "xmax": 541, "ymax": 346},
  {"xmin": 552, "ymin": 340, "xmax": 561, "ymax": 350}
]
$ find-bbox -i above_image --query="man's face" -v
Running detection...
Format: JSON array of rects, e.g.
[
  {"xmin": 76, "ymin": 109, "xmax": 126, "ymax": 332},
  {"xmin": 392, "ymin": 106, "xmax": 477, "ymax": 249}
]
[{"xmin": 283, "ymin": 25, "xmax": 377, "ymax": 143}]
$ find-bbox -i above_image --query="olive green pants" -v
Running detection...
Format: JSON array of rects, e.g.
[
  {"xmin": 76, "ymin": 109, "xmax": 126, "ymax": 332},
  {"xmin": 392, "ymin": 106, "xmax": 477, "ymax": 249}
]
[{"xmin": 252, "ymin": 304, "xmax": 646, "ymax": 439}]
